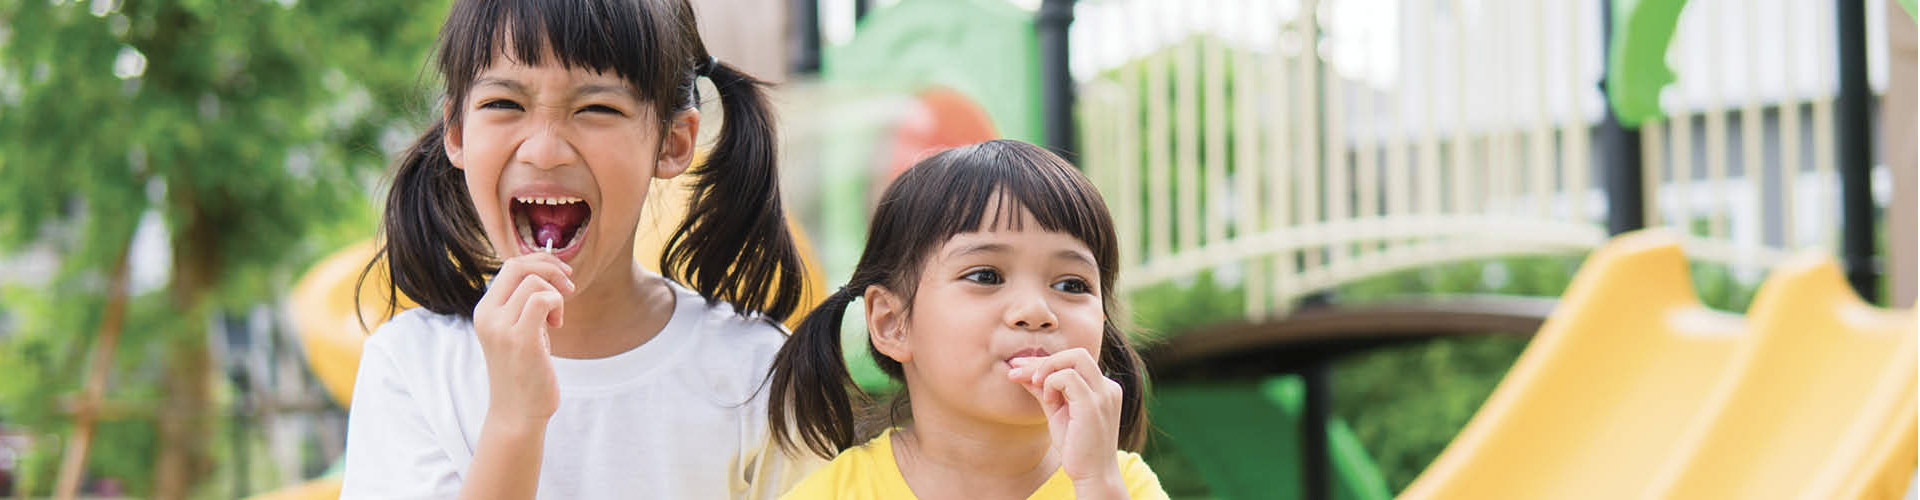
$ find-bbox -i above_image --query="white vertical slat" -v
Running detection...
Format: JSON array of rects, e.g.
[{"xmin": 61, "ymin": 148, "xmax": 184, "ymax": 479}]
[
  {"xmin": 1644, "ymin": 120, "xmax": 1666, "ymax": 227},
  {"xmin": 1417, "ymin": 0, "xmax": 1443, "ymax": 222},
  {"xmin": 1739, "ymin": 0, "xmax": 1765, "ymax": 259},
  {"xmin": 1563, "ymin": 0, "xmax": 1592, "ymax": 223},
  {"xmin": 1176, "ymin": 35, "xmax": 1201, "ymax": 254},
  {"xmin": 1812, "ymin": 0, "xmax": 1837, "ymax": 248},
  {"xmin": 1777, "ymin": 0, "xmax": 1802, "ymax": 248},
  {"xmin": 1702, "ymin": 0, "xmax": 1729, "ymax": 239},
  {"xmin": 1267, "ymin": 1, "xmax": 1298, "ymax": 314},
  {"xmin": 1204, "ymin": 36, "xmax": 1230, "ymax": 247},
  {"xmin": 1148, "ymin": 49, "xmax": 1172, "ymax": 260},
  {"xmin": 1670, "ymin": 110, "xmax": 1694, "ymax": 231},
  {"xmin": 1529, "ymin": 0, "xmax": 1554, "ymax": 219},
  {"xmin": 1356, "ymin": 86, "xmax": 1380, "ymax": 256},
  {"xmin": 1297, "ymin": 0, "xmax": 1323, "ymax": 271},
  {"xmin": 1450, "ymin": 0, "xmax": 1474, "ymax": 217},
  {"xmin": 1324, "ymin": 22, "xmax": 1349, "ymax": 270},
  {"xmin": 1235, "ymin": 43, "xmax": 1267, "ymax": 319}
]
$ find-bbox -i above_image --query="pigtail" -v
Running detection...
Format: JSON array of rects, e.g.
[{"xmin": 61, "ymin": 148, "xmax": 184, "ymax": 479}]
[
  {"xmin": 1103, "ymin": 323, "xmax": 1151, "ymax": 452},
  {"xmin": 767, "ymin": 283, "xmax": 871, "ymax": 459},
  {"xmin": 358, "ymin": 120, "xmax": 495, "ymax": 323},
  {"xmin": 660, "ymin": 60, "xmax": 806, "ymax": 324}
]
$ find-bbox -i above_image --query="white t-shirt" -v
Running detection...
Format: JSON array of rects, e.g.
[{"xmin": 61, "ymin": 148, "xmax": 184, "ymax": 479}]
[{"xmin": 340, "ymin": 280, "xmax": 819, "ymax": 499}]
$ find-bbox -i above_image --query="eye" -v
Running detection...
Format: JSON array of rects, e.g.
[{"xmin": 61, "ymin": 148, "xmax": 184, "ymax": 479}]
[
  {"xmin": 578, "ymin": 104, "xmax": 624, "ymax": 116},
  {"xmin": 962, "ymin": 268, "xmax": 1003, "ymax": 285},
  {"xmin": 479, "ymin": 99, "xmax": 523, "ymax": 111},
  {"xmin": 1052, "ymin": 277, "xmax": 1093, "ymax": 295}
]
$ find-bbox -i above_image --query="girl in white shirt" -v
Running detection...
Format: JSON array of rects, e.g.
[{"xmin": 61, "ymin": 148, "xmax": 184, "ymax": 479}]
[{"xmin": 341, "ymin": 0, "xmax": 815, "ymax": 497}]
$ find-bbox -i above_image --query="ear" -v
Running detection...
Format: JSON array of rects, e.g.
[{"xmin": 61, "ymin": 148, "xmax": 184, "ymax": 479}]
[
  {"xmin": 655, "ymin": 107, "xmax": 700, "ymax": 180},
  {"xmin": 864, "ymin": 285, "xmax": 911, "ymax": 364},
  {"xmin": 442, "ymin": 108, "xmax": 465, "ymax": 170}
]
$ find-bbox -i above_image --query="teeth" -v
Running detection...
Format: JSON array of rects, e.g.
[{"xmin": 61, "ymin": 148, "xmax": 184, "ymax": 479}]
[{"xmin": 515, "ymin": 195, "xmax": 583, "ymax": 206}]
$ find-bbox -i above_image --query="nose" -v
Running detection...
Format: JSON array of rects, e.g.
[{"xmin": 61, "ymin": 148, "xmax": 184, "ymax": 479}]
[
  {"xmin": 515, "ymin": 122, "xmax": 579, "ymax": 170},
  {"xmin": 1004, "ymin": 289, "xmax": 1058, "ymax": 331}
]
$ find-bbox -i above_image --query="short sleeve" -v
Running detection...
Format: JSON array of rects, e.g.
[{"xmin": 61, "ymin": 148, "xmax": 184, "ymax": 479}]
[
  {"xmin": 1119, "ymin": 451, "xmax": 1171, "ymax": 500},
  {"xmin": 339, "ymin": 325, "xmax": 462, "ymax": 499}
]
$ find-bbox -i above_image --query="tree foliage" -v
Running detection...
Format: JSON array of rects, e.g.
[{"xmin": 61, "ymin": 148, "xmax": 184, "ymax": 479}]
[{"xmin": 0, "ymin": 0, "xmax": 448, "ymax": 496}]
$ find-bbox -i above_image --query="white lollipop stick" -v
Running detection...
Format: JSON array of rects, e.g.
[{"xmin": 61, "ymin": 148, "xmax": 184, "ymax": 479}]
[{"xmin": 544, "ymin": 238, "xmax": 554, "ymax": 253}]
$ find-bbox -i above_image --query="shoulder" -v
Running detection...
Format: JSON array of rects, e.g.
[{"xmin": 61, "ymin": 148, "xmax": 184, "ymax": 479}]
[
  {"xmin": 364, "ymin": 307, "xmax": 474, "ymax": 353},
  {"xmin": 780, "ymin": 435, "xmax": 892, "ymax": 500},
  {"xmin": 674, "ymin": 281, "xmax": 789, "ymax": 349},
  {"xmin": 664, "ymin": 280, "xmax": 791, "ymax": 403},
  {"xmin": 671, "ymin": 280, "xmax": 789, "ymax": 368},
  {"xmin": 1114, "ymin": 451, "xmax": 1170, "ymax": 500}
]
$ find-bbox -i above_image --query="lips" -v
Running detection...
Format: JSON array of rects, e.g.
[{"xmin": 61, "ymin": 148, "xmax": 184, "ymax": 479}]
[{"xmin": 1005, "ymin": 347, "xmax": 1052, "ymax": 367}]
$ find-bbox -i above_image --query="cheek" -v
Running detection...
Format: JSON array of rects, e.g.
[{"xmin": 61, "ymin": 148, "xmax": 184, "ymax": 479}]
[{"xmin": 1062, "ymin": 302, "xmax": 1107, "ymax": 352}]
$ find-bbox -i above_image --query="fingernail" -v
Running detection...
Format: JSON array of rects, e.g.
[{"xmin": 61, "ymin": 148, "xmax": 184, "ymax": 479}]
[{"xmin": 1009, "ymin": 368, "xmax": 1026, "ymax": 378}]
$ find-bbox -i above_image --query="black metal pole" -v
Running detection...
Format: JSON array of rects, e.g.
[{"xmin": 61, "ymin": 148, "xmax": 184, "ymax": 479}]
[
  {"xmin": 1301, "ymin": 363, "xmax": 1332, "ymax": 500},
  {"xmin": 1038, "ymin": 0, "xmax": 1077, "ymax": 161},
  {"xmin": 1600, "ymin": 0, "xmax": 1646, "ymax": 235},
  {"xmin": 1836, "ymin": 0, "xmax": 1880, "ymax": 302},
  {"xmin": 791, "ymin": 0, "xmax": 822, "ymax": 75},
  {"xmin": 854, "ymin": 0, "xmax": 871, "ymax": 24}
]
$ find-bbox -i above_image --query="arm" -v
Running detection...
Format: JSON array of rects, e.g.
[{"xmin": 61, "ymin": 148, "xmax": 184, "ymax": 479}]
[
  {"xmin": 455, "ymin": 417, "xmax": 548, "ymax": 500},
  {"xmin": 340, "ymin": 331, "xmax": 462, "ymax": 498},
  {"xmin": 456, "ymin": 253, "xmax": 574, "ymax": 499}
]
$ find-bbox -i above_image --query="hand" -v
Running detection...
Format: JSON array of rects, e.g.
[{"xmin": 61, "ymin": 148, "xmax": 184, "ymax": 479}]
[
  {"xmin": 1007, "ymin": 348, "xmax": 1126, "ymax": 490},
  {"xmin": 472, "ymin": 252, "xmax": 575, "ymax": 426}
]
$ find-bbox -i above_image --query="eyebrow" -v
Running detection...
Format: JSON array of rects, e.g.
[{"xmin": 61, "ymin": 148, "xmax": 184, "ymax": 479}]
[
  {"xmin": 1054, "ymin": 249, "xmax": 1097, "ymax": 268},
  {"xmin": 946, "ymin": 242, "xmax": 1011, "ymax": 260},
  {"xmin": 472, "ymin": 78, "xmax": 636, "ymax": 99}
]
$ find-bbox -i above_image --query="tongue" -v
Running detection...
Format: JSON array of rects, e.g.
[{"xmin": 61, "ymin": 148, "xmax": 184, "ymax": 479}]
[
  {"xmin": 525, "ymin": 202, "xmax": 589, "ymax": 248},
  {"xmin": 535, "ymin": 223, "xmax": 567, "ymax": 248}
]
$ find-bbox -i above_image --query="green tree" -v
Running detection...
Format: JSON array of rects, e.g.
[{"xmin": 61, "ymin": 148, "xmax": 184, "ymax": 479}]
[{"xmin": 0, "ymin": 1, "xmax": 448, "ymax": 497}]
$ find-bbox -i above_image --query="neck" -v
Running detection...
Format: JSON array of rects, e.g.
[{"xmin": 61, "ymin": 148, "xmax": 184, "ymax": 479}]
[
  {"xmin": 894, "ymin": 390, "xmax": 1057, "ymax": 494},
  {"xmin": 543, "ymin": 253, "xmax": 674, "ymax": 359}
]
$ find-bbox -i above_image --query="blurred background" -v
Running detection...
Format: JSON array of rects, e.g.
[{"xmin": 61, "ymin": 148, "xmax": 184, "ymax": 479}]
[{"xmin": 0, "ymin": 0, "xmax": 1912, "ymax": 498}]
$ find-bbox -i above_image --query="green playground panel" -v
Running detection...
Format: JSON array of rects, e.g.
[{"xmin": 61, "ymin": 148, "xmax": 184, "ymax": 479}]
[{"xmin": 1150, "ymin": 376, "xmax": 1392, "ymax": 500}]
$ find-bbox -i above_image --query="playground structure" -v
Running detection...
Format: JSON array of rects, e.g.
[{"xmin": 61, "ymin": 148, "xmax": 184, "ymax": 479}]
[
  {"xmin": 1064, "ymin": 0, "xmax": 1910, "ymax": 497},
  {"xmin": 255, "ymin": 0, "xmax": 1912, "ymax": 498}
]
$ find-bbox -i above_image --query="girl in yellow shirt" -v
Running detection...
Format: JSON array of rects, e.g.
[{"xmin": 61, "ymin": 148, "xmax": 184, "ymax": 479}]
[{"xmin": 767, "ymin": 140, "xmax": 1168, "ymax": 500}]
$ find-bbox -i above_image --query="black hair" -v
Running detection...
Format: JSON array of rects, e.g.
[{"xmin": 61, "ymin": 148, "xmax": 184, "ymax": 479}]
[
  {"xmin": 360, "ymin": 0, "xmax": 804, "ymax": 325},
  {"xmin": 767, "ymin": 139, "xmax": 1150, "ymax": 459}
]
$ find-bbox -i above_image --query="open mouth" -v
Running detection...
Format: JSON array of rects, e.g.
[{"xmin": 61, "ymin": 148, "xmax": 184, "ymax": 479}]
[{"xmin": 511, "ymin": 195, "xmax": 592, "ymax": 258}]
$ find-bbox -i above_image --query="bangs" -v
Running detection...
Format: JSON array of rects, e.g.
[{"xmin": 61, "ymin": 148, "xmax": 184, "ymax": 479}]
[
  {"xmin": 889, "ymin": 140, "xmax": 1119, "ymax": 283},
  {"xmin": 436, "ymin": 0, "xmax": 695, "ymax": 113}
]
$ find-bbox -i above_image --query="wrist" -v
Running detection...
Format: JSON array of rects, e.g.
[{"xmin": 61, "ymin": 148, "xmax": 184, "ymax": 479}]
[
  {"xmin": 1070, "ymin": 464, "xmax": 1128, "ymax": 500},
  {"xmin": 483, "ymin": 409, "xmax": 551, "ymax": 440}
]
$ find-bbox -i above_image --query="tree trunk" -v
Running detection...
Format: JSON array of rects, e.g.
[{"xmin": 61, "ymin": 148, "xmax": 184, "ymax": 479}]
[{"xmin": 151, "ymin": 192, "xmax": 219, "ymax": 500}]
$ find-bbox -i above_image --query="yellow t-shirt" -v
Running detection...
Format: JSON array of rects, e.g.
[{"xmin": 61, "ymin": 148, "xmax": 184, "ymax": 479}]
[{"xmin": 781, "ymin": 429, "xmax": 1170, "ymax": 500}]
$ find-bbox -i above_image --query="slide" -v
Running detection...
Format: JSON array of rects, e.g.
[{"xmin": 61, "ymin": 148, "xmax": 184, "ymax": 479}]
[{"xmin": 1401, "ymin": 231, "xmax": 1916, "ymax": 499}]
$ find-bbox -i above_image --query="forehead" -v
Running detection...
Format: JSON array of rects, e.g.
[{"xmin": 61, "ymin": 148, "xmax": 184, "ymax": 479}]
[
  {"xmin": 474, "ymin": 47, "xmax": 636, "ymax": 91},
  {"xmin": 936, "ymin": 204, "xmax": 1096, "ymax": 264}
]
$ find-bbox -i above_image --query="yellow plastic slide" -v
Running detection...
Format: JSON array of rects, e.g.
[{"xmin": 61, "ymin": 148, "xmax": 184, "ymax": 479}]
[
  {"xmin": 1402, "ymin": 231, "xmax": 1916, "ymax": 499},
  {"xmin": 261, "ymin": 177, "xmax": 828, "ymax": 499}
]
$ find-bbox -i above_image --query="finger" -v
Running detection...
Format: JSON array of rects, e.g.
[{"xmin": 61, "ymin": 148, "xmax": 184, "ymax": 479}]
[
  {"xmin": 485, "ymin": 257, "xmax": 576, "ymax": 307},
  {"xmin": 516, "ymin": 289, "xmax": 566, "ymax": 336},
  {"xmin": 1026, "ymin": 348, "xmax": 1102, "ymax": 386},
  {"xmin": 1042, "ymin": 369, "xmax": 1096, "ymax": 417},
  {"xmin": 502, "ymin": 275, "xmax": 560, "ymax": 326}
]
